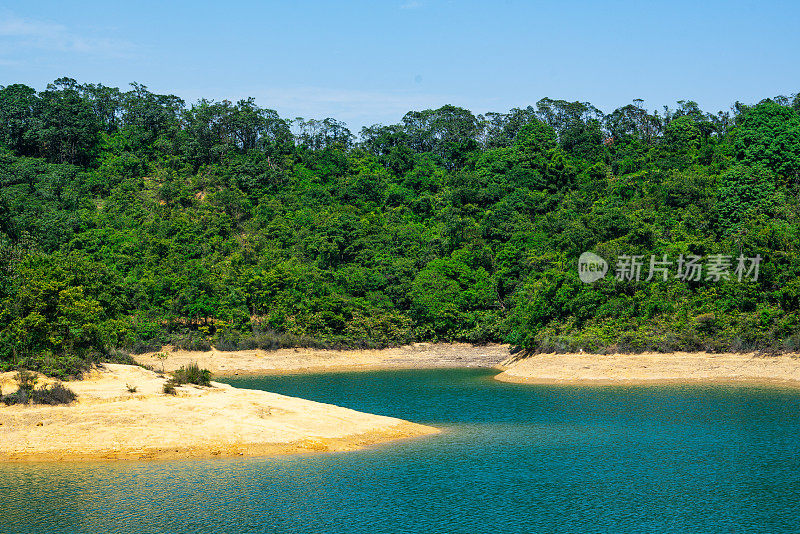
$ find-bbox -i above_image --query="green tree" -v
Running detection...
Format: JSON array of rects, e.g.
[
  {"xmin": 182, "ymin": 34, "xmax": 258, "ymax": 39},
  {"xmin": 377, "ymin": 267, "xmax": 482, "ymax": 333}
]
[{"xmin": 733, "ymin": 102, "xmax": 800, "ymax": 178}]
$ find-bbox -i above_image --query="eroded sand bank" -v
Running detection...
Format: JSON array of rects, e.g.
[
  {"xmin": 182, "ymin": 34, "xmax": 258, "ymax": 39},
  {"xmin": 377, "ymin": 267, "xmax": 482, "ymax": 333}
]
[
  {"xmin": 495, "ymin": 352, "xmax": 800, "ymax": 386},
  {"xmin": 135, "ymin": 342, "xmax": 511, "ymax": 376},
  {"xmin": 0, "ymin": 364, "xmax": 438, "ymax": 462}
]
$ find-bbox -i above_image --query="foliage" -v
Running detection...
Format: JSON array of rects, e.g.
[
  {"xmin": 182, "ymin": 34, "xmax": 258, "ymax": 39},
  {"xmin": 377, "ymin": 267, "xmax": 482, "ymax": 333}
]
[
  {"xmin": 1, "ymin": 370, "xmax": 76, "ymax": 405},
  {"xmin": 1, "ymin": 79, "xmax": 800, "ymax": 376},
  {"xmin": 29, "ymin": 382, "xmax": 77, "ymax": 405},
  {"xmin": 15, "ymin": 368, "xmax": 37, "ymax": 395},
  {"xmin": 732, "ymin": 101, "xmax": 800, "ymax": 178},
  {"xmin": 171, "ymin": 362, "xmax": 212, "ymax": 386}
]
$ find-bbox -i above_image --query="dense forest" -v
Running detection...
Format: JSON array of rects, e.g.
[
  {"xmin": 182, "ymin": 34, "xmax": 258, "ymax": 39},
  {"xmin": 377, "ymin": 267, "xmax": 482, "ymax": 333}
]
[{"xmin": 1, "ymin": 77, "xmax": 799, "ymax": 376}]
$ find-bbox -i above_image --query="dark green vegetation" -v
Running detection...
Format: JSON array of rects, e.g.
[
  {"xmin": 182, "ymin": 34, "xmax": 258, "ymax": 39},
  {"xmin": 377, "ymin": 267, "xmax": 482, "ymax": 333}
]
[
  {"xmin": 1, "ymin": 78, "xmax": 799, "ymax": 376},
  {"xmin": 172, "ymin": 363, "xmax": 212, "ymax": 387},
  {"xmin": 0, "ymin": 369, "xmax": 77, "ymax": 405},
  {"xmin": 162, "ymin": 363, "xmax": 212, "ymax": 394}
]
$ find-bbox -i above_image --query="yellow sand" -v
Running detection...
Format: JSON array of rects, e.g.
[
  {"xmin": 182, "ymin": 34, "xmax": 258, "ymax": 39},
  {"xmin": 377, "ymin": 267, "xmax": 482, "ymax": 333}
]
[
  {"xmin": 0, "ymin": 364, "xmax": 438, "ymax": 462},
  {"xmin": 136, "ymin": 342, "xmax": 510, "ymax": 376},
  {"xmin": 12, "ymin": 345, "xmax": 799, "ymax": 462},
  {"xmin": 495, "ymin": 351, "xmax": 800, "ymax": 386}
]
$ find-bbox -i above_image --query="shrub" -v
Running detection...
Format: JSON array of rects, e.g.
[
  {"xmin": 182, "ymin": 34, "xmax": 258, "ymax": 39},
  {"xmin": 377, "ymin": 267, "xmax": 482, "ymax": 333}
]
[
  {"xmin": 162, "ymin": 381, "xmax": 177, "ymax": 395},
  {"xmin": 172, "ymin": 334, "xmax": 212, "ymax": 352},
  {"xmin": 131, "ymin": 340, "xmax": 163, "ymax": 354},
  {"xmin": 2, "ymin": 390, "xmax": 26, "ymax": 405},
  {"xmin": 153, "ymin": 351, "xmax": 170, "ymax": 372},
  {"xmin": 2, "ymin": 380, "xmax": 77, "ymax": 405},
  {"xmin": 228, "ymin": 329, "xmax": 327, "ymax": 351},
  {"xmin": 213, "ymin": 334, "xmax": 240, "ymax": 352},
  {"xmin": 125, "ymin": 383, "xmax": 137, "ymax": 393},
  {"xmin": 172, "ymin": 363, "xmax": 212, "ymax": 386},
  {"xmin": 30, "ymin": 382, "xmax": 77, "ymax": 405},
  {"xmin": 15, "ymin": 369, "xmax": 38, "ymax": 395},
  {"xmin": 106, "ymin": 348, "xmax": 136, "ymax": 365}
]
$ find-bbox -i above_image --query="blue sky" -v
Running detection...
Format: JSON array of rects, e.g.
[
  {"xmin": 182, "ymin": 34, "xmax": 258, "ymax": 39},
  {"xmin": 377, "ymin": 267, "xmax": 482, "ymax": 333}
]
[{"xmin": 1, "ymin": 0, "xmax": 798, "ymax": 132}]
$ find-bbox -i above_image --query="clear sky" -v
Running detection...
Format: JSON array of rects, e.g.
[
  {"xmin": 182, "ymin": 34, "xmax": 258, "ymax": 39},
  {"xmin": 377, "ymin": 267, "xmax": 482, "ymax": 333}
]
[{"xmin": 1, "ymin": 0, "xmax": 798, "ymax": 132}]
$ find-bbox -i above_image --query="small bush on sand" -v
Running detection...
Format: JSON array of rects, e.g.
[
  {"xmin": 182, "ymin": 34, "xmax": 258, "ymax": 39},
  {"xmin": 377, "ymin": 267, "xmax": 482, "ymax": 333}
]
[
  {"xmin": 162, "ymin": 381, "xmax": 177, "ymax": 395},
  {"xmin": 126, "ymin": 383, "xmax": 138, "ymax": 393},
  {"xmin": 153, "ymin": 351, "xmax": 170, "ymax": 373},
  {"xmin": 15, "ymin": 369, "xmax": 38, "ymax": 396},
  {"xmin": 172, "ymin": 363, "xmax": 212, "ymax": 386},
  {"xmin": 2, "ymin": 378, "xmax": 77, "ymax": 406},
  {"xmin": 30, "ymin": 383, "xmax": 77, "ymax": 405},
  {"xmin": 1, "ymin": 390, "xmax": 25, "ymax": 405}
]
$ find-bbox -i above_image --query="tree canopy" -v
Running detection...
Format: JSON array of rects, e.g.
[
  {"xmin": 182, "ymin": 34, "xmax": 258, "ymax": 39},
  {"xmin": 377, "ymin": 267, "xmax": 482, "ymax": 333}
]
[{"xmin": 1, "ymin": 79, "xmax": 800, "ymax": 375}]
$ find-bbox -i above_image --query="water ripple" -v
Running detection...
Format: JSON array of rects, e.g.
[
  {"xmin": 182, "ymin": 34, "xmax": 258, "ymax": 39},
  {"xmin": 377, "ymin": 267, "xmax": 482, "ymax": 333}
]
[{"xmin": 2, "ymin": 370, "xmax": 800, "ymax": 533}]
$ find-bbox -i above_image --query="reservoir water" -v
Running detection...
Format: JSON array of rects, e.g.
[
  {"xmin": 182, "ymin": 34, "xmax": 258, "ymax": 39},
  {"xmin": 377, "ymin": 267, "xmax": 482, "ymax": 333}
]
[{"xmin": 2, "ymin": 368, "xmax": 800, "ymax": 533}]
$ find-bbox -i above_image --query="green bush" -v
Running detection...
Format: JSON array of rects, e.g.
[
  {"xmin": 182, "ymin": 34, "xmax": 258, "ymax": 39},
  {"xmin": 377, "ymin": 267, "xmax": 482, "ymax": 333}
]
[
  {"xmin": 106, "ymin": 348, "xmax": 136, "ymax": 365},
  {"xmin": 1, "ymin": 373, "xmax": 76, "ymax": 405},
  {"xmin": 15, "ymin": 369, "xmax": 37, "ymax": 395},
  {"xmin": 171, "ymin": 363, "xmax": 212, "ymax": 387},
  {"xmin": 30, "ymin": 382, "xmax": 77, "ymax": 405},
  {"xmin": 171, "ymin": 333, "xmax": 212, "ymax": 352}
]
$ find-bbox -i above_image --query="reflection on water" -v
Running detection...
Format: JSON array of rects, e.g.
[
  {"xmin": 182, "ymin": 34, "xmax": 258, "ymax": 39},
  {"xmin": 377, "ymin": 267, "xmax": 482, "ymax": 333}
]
[{"xmin": 3, "ymin": 369, "xmax": 800, "ymax": 533}]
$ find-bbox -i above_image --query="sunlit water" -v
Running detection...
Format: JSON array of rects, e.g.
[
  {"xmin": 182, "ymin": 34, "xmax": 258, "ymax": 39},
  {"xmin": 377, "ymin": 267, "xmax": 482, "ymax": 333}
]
[{"xmin": 2, "ymin": 369, "xmax": 800, "ymax": 533}]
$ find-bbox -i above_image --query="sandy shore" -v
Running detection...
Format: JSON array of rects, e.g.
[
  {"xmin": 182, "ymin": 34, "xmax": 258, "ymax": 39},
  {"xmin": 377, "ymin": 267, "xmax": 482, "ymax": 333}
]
[
  {"xmin": 135, "ymin": 342, "xmax": 511, "ymax": 376},
  {"xmin": 495, "ymin": 352, "xmax": 800, "ymax": 386},
  {"xmin": 10, "ymin": 345, "xmax": 800, "ymax": 462},
  {"xmin": 0, "ymin": 364, "xmax": 437, "ymax": 462}
]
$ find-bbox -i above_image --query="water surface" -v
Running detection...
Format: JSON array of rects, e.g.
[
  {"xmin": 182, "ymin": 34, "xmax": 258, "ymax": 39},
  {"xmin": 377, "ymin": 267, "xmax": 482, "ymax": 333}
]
[{"xmin": 2, "ymin": 369, "xmax": 800, "ymax": 533}]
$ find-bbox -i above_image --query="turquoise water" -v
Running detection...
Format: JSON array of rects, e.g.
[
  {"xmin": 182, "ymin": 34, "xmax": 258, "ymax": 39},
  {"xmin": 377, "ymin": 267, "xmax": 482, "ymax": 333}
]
[{"xmin": 2, "ymin": 369, "xmax": 800, "ymax": 533}]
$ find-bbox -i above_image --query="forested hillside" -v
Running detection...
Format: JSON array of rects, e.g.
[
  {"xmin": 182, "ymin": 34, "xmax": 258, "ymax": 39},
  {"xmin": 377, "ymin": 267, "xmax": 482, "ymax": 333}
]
[{"xmin": 1, "ymin": 78, "xmax": 799, "ymax": 376}]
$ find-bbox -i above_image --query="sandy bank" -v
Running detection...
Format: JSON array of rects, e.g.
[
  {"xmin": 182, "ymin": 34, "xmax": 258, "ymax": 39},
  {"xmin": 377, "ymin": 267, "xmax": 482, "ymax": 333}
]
[
  {"xmin": 0, "ymin": 364, "xmax": 438, "ymax": 462},
  {"xmin": 135, "ymin": 342, "xmax": 510, "ymax": 376},
  {"xmin": 495, "ymin": 352, "xmax": 800, "ymax": 386}
]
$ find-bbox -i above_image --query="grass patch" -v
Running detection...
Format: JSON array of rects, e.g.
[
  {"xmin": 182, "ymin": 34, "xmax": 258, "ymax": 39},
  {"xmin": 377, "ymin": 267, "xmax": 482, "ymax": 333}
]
[
  {"xmin": 172, "ymin": 362, "xmax": 212, "ymax": 387},
  {"xmin": 161, "ymin": 362, "xmax": 213, "ymax": 395}
]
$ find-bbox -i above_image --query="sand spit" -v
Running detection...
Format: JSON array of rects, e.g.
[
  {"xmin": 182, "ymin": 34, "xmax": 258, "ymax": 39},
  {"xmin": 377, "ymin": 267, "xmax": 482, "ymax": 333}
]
[
  {"xmin": 495, "ymin": 352, "xmax": 800, "ymax": 386},
  {"xmin": 0, "ymin": 364, "xmax": 438, "ymax": 462},
  {"xmin": 135, "ymin": 342, "xmax": 511, "ymax": 376}
]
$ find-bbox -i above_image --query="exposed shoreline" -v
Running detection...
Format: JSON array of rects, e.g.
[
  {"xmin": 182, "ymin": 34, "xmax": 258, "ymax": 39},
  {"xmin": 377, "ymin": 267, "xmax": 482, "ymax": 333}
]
[
  {"xmin": 0, "ymin": 364, "xmax": 438, "ymax": 463},
  {"xmin": 134, "ymin": 342, "xmax": 511, "ymax": 376},
  {"xmin": 134, "ymin": 344, "xmax": 800, "ymax": 388},
  {"xmin": 7, "ymin": 346, "xmax": 800, "ymax": 463},
  {"xmin": 495, "ymin": 351, "xmax": 800, "ymax": 387}
]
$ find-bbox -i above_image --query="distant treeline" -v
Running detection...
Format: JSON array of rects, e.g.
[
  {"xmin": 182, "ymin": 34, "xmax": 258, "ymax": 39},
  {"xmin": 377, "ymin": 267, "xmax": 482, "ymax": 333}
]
[{"xmin": 1, "ymin": 77, "xmax": 799, "ymax": 376}]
